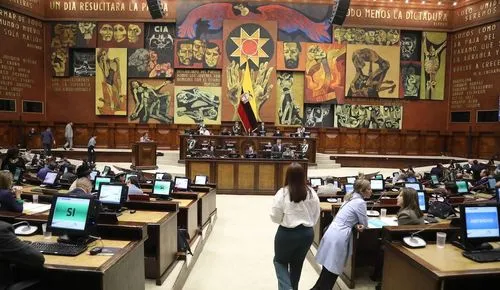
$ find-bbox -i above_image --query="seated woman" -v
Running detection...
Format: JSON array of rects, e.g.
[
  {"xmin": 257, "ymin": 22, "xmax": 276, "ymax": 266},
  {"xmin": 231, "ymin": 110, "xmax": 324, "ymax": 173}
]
[
  {"xmin": 0, "ymin": 171, "xmax": 23, "ymax": 213},
  {"xmin": 127, "ymin": 176, "xmax": 143, "ymax": 195},
  {"xmin": 1, "ymin": 148, "xmax": 25, "ymax": 175},
  {"xmin": 397, "ymin": 188, "xmax": 425, "ymax": 225}
]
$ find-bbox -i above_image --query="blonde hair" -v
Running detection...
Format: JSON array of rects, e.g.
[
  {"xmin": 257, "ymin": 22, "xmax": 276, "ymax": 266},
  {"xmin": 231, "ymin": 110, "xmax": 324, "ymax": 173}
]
[
  {"xmin": 0, "ymin": 171, "xmax": 13, "ymax": 190},
  {"xmin": 75, "ymin": 177, "xmax": 93, "ymax": 193},
  {"xmin": 344, "ymin": 179, "xmax": 371, "ymax": 202}
]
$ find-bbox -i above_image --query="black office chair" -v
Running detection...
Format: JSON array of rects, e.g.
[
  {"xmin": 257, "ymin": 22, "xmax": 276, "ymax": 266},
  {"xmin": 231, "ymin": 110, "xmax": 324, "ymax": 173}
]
[{"xmin": 0, "ymin": 263, "xmax": 41, "ymax": 290}]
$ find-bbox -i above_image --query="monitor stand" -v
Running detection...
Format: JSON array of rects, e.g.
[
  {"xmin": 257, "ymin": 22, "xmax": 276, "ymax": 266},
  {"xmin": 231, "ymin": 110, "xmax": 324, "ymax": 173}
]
[
  {"xmin": 57, "ymin": 234, "xmax": 97, "ymax": 246},
  {"xmin": 157, "ymin": 196, "xmax": 173, "ymax": 201},
  {"xmin": 452, "ymin": 239, "xmax": 493, "ymax": 251}
]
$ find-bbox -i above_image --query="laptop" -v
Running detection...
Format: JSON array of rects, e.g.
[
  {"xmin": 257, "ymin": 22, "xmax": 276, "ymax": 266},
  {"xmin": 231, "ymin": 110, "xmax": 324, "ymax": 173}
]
[
  {"xmin": 152, "ymin": 180, "xmax": 173, "ymax": 200},
  {"xmin": 194, "ymin": 175, "xmax": 208, "ymax": 185},
  {"xmin": 370, "ymin": 179, "xmax": 384, "ymax": 192},
  {"xmin": 41, "ymin": 171, "xmax": 59, "ymax": 188},
  {"xmin": 309, "ymin": 178, "xmax": 323, "ymax": 187},
  {"xmin": 174, "ymin": 177, "xmax": 190, "ymax": 191},
  {"xmin": 404, "ymin": 182, "xmax": 422, "ymax": 191},
  {"xmin": 431, "ymin": 175, "xmax": 440, "ymax": 186},
  {"xmin": 455, "ymin": 180, "xmax": 469, "ymax": 194}
]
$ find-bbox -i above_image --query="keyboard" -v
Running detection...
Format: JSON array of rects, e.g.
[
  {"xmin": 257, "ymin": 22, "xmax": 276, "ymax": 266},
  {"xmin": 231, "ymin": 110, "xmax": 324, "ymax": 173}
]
[
  {"xmin": 463, "ymin": 250, "xmax": 500, "ymax": 263},
  {"xmin": 424, "ymin": 216, "xmax": 439, "ymax": 223},
  {"xmin": 31, "ymin": 242, "xmax": 88, "ymax": 256}
]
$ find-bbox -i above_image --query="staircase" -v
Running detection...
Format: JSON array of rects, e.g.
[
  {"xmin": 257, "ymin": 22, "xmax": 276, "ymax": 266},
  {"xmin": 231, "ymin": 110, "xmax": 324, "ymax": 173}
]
[{"xmin": 311, "ymin": 153, "xmax": 341, "ymax": 169}]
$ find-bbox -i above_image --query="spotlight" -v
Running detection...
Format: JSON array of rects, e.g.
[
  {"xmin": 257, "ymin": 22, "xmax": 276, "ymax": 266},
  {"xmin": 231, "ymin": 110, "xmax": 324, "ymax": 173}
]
[
  {"xmin": 421, "ymin": 0, "xmax": 425, "ymax": 3},
  {"xmin": 438, "ymin": 1, "xmax": 442, "ymax": 4},
  {"xmin": 405, "ymin": 0, "xmax": 410, "ymax": 3},
  {"xmin": 453, "ymin": 1, "xmax": 457, "ymax": 5}
]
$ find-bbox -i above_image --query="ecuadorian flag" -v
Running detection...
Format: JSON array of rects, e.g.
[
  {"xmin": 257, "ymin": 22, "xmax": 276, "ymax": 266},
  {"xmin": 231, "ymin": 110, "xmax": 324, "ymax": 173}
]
[{"xmin": 237, "ymin": 63, "xmax": 259, "ymax": 133}]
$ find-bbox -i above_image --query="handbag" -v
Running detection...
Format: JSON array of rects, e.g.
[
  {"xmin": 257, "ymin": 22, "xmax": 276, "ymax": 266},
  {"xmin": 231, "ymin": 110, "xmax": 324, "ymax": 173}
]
[
  {"xmin": 177, "ymin": 228, "xmax": 193, "ymax": 255},
  {"xmin": 428, "ymin": 199, "xmax": 455, "ymax": 219}
]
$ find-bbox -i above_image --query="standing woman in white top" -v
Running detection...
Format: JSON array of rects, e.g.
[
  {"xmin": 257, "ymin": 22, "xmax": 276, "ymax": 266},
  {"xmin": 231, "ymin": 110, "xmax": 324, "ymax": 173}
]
[
  {"xmin": 311, "ymin": 179, "xmax": 371, "ymax": 289},
  {"xmin": 271, "ymin": 163, "xmax": 320, "ymax": 290}
]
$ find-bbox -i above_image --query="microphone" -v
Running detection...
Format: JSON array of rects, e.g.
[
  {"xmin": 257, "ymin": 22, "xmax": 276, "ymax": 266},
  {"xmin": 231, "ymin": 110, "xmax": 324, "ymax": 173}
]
[
  {"xmin": 13, "ymin": 221, "xmax": 39, "ymax": 236},
  {"xmin": 367, "ymin": 191, "xmax": 387, "ymax": 217},
  {"xmin": 402, "ymin": 222, "xmax": 442, "ymax": 248}
]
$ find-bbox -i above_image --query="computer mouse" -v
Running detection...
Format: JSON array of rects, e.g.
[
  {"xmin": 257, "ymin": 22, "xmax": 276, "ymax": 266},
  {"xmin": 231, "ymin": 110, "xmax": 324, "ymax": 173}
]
[
  {"xmin": 89, "ymin": 247, "xmax": 102, "ymax": 255},
  {"xmin": 130, "ymin": 210, "xmax": 136, "ymax": 214}
]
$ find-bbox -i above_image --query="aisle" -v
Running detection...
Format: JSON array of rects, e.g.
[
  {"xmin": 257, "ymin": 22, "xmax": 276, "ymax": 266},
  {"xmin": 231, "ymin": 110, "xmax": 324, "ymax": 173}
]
[{"xmin": 183, "ymin": 195, "xmax": 319, "ymax": 290}]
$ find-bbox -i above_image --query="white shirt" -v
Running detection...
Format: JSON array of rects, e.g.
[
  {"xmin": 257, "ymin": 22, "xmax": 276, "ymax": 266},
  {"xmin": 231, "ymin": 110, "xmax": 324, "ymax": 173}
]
[{"xmin": 270, "ymin": 186, "xmax": 320, "ymax": 228}]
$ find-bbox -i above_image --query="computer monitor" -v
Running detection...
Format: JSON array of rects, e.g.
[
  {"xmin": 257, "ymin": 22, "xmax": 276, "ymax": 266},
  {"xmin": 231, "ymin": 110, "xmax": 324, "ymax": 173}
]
[
  {"xmin": 406, "ymin": 177, "xmax": 417, "ymax": 183},
  {"xmin": 417, "ymin": 191, "xmax": 428, "ymax": 212},
  {"xmin": 487, "ymin": 178, "xmax": 497, "ymax": 190},
  {"xmin": 89, "ymin": 170, "xmax": 99, "ymax": 181},
  {"xmin": 94, "ymin": 177, "xmax": 111, "ymax": 191},
  {"xmin": 13, "ymin": 167, "xmax": 23, "ymax": 184},
  {"xmin": 152, "ymin": 180, "xmax": 173, "ymax": 199},
  {"xmin": 460, "ymin": 204, "xmax": 500, "ymax": 249},
  {"xmin": 310, "ymin": 178, "xmax": 323, "ymax": 187},
  {"xmin": 47, "ymin": 195, "xmax": 95, "ymax": 237},
  {"xmin": 345, "ymin": 183, "xmax": 354, "ymax": 193},
  {"xmin": 174, "ymin": 177, "xmax": 190, "ymax": 191},
  {"xmin": 97, "ymin": 183, "xmax": 128, "ymax": 210},
  {"xmin": 125, "ymin": 173, "xmax": 137, "ymax": 181},
  {"xmin": 43, "ymin": 171, "xmax": 59, "ymax": 185},
  {"xmin": 347, "ymin": 177, "xmax": 356, "ymax": 184},
  {"xmin": 497, "ymin": 188, "xmax": 500, "ymax": 203},
  {"xmin": 375, "ymin": 174, "xmax": 383, "ymax": 180},
  {"xmin": 456, "ymin": 180, "xmax": 469, "ymax": 194},
  {"xmin": 431, "ymin": 175, "xmax": 439, "ymax": 185},
  {"xmin": 404, "ymin": 182, "xmax": 422, "ymax": 191},
  {"xmin": 271, "ymin": 152, "xmax": 283, "ymax": 159},
  {"xmin": 194, "ymin": 175, "xmax": 208, "ymax": 185},
  {"xmin": 101, "ymin": 166, "xmax": 111, "ymax": 177},
  {"xmin": 155, "ymin": 173, "xmax": 165, "ymax": 180},
  {"xmin": 370, "ymin": 179, "xmax": 384, "ymax": 191}
]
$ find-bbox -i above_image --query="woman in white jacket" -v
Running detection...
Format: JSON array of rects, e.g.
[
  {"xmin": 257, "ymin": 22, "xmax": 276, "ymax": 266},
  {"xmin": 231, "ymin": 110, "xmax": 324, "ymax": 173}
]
[
  {"xmin": 311, "ymin": 179, "xmax": 371, "ymax": 289},
  {"xmin": 270, "ymin": 163, "xmax": 320, "ymax": 290}
]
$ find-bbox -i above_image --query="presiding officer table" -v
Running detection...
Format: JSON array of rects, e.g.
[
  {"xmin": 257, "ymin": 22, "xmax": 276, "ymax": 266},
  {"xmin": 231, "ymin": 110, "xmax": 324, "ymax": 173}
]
[
  {"xmin": 185, "ymin": 157, "xmax": 308, "ymax": 195},
  {"xmin": 179, "ymin": 134, "xmax": 317, "ymax": 164}
]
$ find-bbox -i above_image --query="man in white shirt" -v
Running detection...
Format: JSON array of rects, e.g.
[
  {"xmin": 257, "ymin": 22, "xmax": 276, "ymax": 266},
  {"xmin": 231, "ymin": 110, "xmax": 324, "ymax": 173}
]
[
  {"xmin": 317, "ymin": 177, "xmax": 341, "ymax": 195},
  {"xmin": 63, "ymin": 122, "xmax": 74, "ymax": 150},
  {"xmin": 87, "ymin": 135, "xmax": 97, "ymax": 165}
]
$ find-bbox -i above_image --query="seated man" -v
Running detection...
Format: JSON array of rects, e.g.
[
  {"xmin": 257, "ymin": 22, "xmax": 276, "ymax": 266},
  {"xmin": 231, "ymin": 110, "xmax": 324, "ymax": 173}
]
[
  {"xmin": 232, "ymin": 121, "xmax": 242, "ymax": 136},
  {"xmin": 126, "ymin": 176, "xmax": 143, "ymax": 195},
  {"xmin": 36, "ymin": 162, "xmax": 56, "ymax": 181},
  {"xmin": 273, "ymin": 128, "xmax": 283, "ymax": 137},
  {"xmin": 60, "ymin": 164, "xmax": 77, "ymax": 184},
  {"xmin": 69, "ymin": 163, "xmax": 92, "ymax": 191},
  {"xmin": 282, "ymin": 147, "xmax": 294, "ymax": 159},
  {"xmin": 317, "ymin": 177, "xmax": 341, "ymax": 195},
  {"xmin": 430, "ymin": 163, "xmax": 444, "ymax": 179},
  {"xmin": 258, "ymin": 122, "xmax": 266, "ymax": 136},
  {"xmin": 220, "ymin": 128, "xmax": 231, "ymax": 135},
  {"xmin": 0, "ymin": 221, "xmax": 45, "ymax": 289},
  {"xmin": 245, "ymin": 146, "xmax": 257, "ymax": 158}
]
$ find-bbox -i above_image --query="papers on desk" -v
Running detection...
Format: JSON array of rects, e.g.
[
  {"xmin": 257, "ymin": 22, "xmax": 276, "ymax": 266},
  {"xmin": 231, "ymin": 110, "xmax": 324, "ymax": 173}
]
[
  {"xmin": 368, "ymin": 217, "xmax": 398, "ymax": 229},
  {"xmin": 23, "ymin": 202, "xmax": 51, "ymax": 215}
]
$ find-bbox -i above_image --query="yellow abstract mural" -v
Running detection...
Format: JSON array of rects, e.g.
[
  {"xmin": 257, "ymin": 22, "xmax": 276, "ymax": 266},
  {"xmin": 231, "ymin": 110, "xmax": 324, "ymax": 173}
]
[
  {"xmin": 276, "ymin": 71, "xmax": 304, "ymax": 126},
  {"xmin": 95, "ymin": 48, "xmax": 127, "ymax": 115},
  {"xmin": 420, "ymin": 32, "xmax": 447, "ymax": 100},
  {"xmin": 345, "ymin": 44, "xmax": 400, "ymax": 99},
  {"xmin": 174, "ymin": 86, "xmax": 222, "ymax": 125}
]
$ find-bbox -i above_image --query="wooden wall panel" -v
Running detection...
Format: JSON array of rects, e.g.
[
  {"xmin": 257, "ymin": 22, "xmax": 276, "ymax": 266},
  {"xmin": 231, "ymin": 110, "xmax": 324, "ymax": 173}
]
[
  {"xmin": 238, "ymin": 164, "xmax": 255, "ymax": 190},
  {"xmin": 258, "ymin": 165, "xmax": 275, "ymax": 191},
  {"xmin": 422, "ymin": 133, "xmax": 442, "ymax": 156},
  {"xmin": 450, "ymin": 133, "xmax": 468, "ymax": 157},
  {"xmin": 217, "ymin": 164, "xmax": 234, "ymax": 190},
  {"xmin": 403, "ymin": 132, "xmax": 420, "ymax": 155},
  {"xmin": 190, "ymin": 162, "xmax": 211, "ymax": 180},
  {"xmin": 114, "ymin": 127, "xmax": 131, "ymax": 149},
  {"xmin": 73, "ymin": 127, "xmax": 90, "ymax": 148},
  {"xmin": 477, "ymin": 134, "xmax": 499, "ymax": 159},
  {"xmin": 342, "ymin": 131, "xmax": 361, "ymax": 154},
  {"xmin": 364, "ymin": 132, "xmax": 381, "ymax": 154},
  {"xmin": 383, "ymin": 133, "xmax": 402, "ymax": 155},
  {"xmin": 156, "ymin": 129, "xmax": 176, "ymax": 149},
  {"xmin": 324, "ymin": 132, "xmax": 341, "ymax": 154},
  {"xmin": 94, "ymin": 126, "xmax": 110, "ymax": 148}
]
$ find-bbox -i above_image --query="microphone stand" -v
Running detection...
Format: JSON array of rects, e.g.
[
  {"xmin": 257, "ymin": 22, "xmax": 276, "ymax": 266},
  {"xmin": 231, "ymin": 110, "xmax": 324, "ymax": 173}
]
[
  {"xmin": 367, "ymin": 190, "xmax": 387, "ymax": 217},
  {"xmin": 403, "ymin": 222, "xmax": 443, "ymax": 248}
]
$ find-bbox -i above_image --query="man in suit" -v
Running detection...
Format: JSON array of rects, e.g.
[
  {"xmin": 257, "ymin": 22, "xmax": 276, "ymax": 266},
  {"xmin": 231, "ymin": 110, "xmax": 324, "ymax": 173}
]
[
  {"xmin": 272, "ymin": 139, "xmax": 285, "ymax": 153},
  {"xmin": 0, "ymin": 221, "xmax": 45, "ymax": 289},
  {"xmin": 258, "ymin": 122, "xmax": 266, "ymax": 136},
  {"xmin": 40, "ymin": 128, "xmax": 55, "ymax": 156},
  {"xmin": 63, "ymin": 122, "xmax": 73, "ymax": 150}
]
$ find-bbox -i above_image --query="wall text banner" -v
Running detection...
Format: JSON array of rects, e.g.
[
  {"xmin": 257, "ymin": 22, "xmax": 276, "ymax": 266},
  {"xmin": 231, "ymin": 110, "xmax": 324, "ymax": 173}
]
[{"xmin": 44, "ymin": 0, "xmax": 176, "ymax": 21}]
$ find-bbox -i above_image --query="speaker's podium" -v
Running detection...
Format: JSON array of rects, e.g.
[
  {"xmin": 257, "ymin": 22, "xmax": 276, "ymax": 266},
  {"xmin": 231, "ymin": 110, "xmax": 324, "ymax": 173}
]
[{"xmin": 131, "ymin": 142, "xmax": 158, "ymax": 170}]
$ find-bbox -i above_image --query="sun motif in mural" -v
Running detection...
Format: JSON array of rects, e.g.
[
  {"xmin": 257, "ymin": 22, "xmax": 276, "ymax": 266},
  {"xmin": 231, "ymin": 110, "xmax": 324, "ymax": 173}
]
[
  {"xmin": 230, "ymin": 27, "xmax": 269, "ymax": 68},
  {"xmin": 226, "ymin": 23, "xmax": 274, "ymax": 70}
]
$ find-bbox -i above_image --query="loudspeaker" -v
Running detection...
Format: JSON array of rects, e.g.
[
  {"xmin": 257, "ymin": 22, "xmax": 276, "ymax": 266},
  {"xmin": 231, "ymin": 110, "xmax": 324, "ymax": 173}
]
[
  {"xmin": 147, "ymin": 0, "xmax": 165, "ymax": 19},
  {"xmin": 329, "ymin": 0, "xmax": 351, "ymax": 26}
]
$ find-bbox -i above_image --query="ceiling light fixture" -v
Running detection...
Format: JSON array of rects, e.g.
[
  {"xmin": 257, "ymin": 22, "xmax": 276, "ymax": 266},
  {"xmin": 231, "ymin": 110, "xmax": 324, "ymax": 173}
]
[{"xmin": 453, "ymin": 1, "xmax": 458, "ymax": 6}]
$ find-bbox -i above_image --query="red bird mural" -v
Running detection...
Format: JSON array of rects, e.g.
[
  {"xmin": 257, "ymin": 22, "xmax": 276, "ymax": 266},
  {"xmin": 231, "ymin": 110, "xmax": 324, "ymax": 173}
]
[{"xmin": 177, "ymin": 3, "xmax": 332, "ymax": 43}]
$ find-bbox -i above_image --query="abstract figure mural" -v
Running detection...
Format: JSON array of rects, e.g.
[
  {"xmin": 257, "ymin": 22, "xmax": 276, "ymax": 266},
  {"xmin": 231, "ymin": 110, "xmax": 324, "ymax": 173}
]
[
  {"xmin": 303, "ymin": 104, "xmax": 334, "ymax": 127},
  {"xmin": 400, "ymin": 31, "xmax": 422, "ymax": 99},
  {"xmin": 73, "ymin": 50, "xmax": 96, "ymax": 76},
  {"xmin": 276, "ymin": 72, "xmax": 303, "ymax": 126},
  {"xmin": 97, "ymin": 23, "xmax": 144, "ymax": 48},
  {"xmin": 421, "ymin": 32, "xmax": 446, "ymax": 100},
  {"xmin": 346, "ymin": 45, "xmax": 400, "ymax": 98},
  {"xmin": 223, "ymin": 21, "xmax": 276, "ymax": 122},
  {"xmin": 95, "ymin": 48, "xmax": 127, "ymax": 115},
  {"xmin": 177, "ymin": 2, "xmax": 332, "ymax": 43},
  {"xmin": 334, "ymin": 104, "xmax": 402, "ymax": 129},
  {"xmin": 128, "ymin": 80, "xmax": 173, "ymax": 124},
  {"xmin": 305, "ymin": 43, "xmax": 346, "ymax": 103},
  {"xmin": 174, "ymin": 39, "xmax": 223, "ymax": 69},
  {"xmin": 174, "ymin": 87, "xmax": 222, "ymax": 125}
]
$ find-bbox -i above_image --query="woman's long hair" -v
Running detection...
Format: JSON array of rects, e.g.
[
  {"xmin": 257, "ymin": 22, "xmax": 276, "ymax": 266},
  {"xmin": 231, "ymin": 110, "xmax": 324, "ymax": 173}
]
[
  {"xmin": 284, "ymin": 163, "xmax": 309, "ymax": 203},
  {"xmin": 345, "ymin": 179, "xmax": 371, "ymax": 202},
  {"xmin": 399, "ymin": 188, "xmax": 424, "ymax": 218}
]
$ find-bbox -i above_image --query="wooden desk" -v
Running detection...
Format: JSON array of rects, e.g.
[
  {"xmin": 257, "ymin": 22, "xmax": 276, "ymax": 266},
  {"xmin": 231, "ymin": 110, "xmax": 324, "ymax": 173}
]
[
  {"xmin": 173, "ymin": 190, "xmax": 217, "ymax": 227},
  {"xmin": 185, "ymin": 158, "xmax": 309, "ymax": 195},
  {"xmin": 313, "ymin": 202, "xmax": 335, "ymax": 247},
  {"xmin": 20, "ymin": 235, "xmax": 145, "ymax": 290},
  {"xmin": 382, "ymin": 242, "xmax": 500, "ymax": 290},
  {"xmin": 179, "ymin": 134, "xmax": 317, "ymax": 164},
  {"xmin": 171, "ymin": 198, "xmax": 198, "ymax": 240}
]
